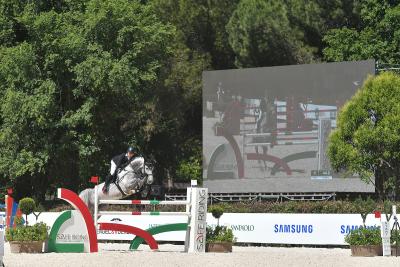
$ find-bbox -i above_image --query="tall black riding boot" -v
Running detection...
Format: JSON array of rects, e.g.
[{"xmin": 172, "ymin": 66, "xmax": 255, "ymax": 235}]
[{"xmin": 102, "ymin": 174, "xmax": 113, "ymax": 193}]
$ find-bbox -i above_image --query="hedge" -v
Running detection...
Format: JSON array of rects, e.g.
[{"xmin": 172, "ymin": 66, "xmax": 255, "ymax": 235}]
[
  {"xmin": 208, "ymin": 200, "xmax": 400, "ymax": 214},
  {"xmin": 53, "ymin": 200, "xmax": 398, "ymax": 214}
]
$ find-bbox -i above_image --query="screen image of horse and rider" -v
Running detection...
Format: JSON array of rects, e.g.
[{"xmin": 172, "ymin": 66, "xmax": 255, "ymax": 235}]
[{"xmin": 202, "ymin": 60, "xmax": 376, "ymax": 194}]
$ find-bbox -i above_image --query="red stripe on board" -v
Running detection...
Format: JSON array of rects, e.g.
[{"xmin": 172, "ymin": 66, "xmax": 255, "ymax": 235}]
[
  {"xmin": 132, "ymin": 211, "xmax": 141, "ymax": 215},
  {"xmin": 99, "ymin": 223, "xmax": 158, "ymax": 250},
  {"xmin": 132, "ymin": 200, "xmax": 141, "ymax": 204}
]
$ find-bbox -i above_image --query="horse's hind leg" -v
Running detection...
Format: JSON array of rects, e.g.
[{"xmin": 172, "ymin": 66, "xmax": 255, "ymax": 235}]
[{"xmin": 79, "ymin": 189, "xmax": 94, "ymax": 215}]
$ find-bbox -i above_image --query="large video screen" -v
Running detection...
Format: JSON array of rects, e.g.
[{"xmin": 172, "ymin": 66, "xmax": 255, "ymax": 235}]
[{"xmin": 203, "ymin": 60, "xmax": 376, "ymax": 193}]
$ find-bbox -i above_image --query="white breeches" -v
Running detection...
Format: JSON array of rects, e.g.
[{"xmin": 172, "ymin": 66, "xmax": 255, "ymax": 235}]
[{"xmin": 110, "ymin": 161, "xmax": 117, "ymax": 175}]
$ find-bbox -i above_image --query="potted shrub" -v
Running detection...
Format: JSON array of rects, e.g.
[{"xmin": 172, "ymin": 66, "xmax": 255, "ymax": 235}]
[
  {"xmin": 210, "ymin": 206, "xmax": 224, "ymax": 226},
  {"xmin": 206, "ymin": 225, "xmax": 236, "ymax": 252},
  {"xmin": 206, "ymin": 206, "xmax": 236, "ymax": 252},
  {"xmin": 344, "ymin": 197, "xmax": 382, "ymax": 256},
  {"xmin": 6, "ymin": 198, "xmax": 48, "ymax": 253},
  {"xmin": 345, "ymin": 227, "xmax": 382, "ymax": 256}
]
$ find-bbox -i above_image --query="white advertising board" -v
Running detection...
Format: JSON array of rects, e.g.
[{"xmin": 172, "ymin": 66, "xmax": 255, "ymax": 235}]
[
  {"xmin": 22, "ymin": 212, "xmax": 391, "ymax": 245},
  {"xmin": 208, "ymin": 213, "xmax": 384, "ymax": 245},
  {"xmin": 0, "ymin": 216, "xmax": 4, "ymax": 261}
]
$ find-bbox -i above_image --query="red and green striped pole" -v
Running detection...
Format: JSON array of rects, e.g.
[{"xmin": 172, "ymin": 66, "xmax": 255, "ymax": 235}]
[
  {"xmin": 98, "ymin": 211, "xmax": 191, "ymax": 216},
  {"xmin": 99, "ymin": 199, "xmax": 189, "ymax": 205}
]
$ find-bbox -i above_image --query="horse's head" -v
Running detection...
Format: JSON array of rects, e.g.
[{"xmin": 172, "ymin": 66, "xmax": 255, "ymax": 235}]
[
  {"xmin": 124, "ymin": 157, "xmax": 154, "ymax": 185},
  {"xmin": 143, "ymin": 162, "xmax": 154, "ymax": 185},
  {"xmin": 109, "ymin": 157, "xmax": 155, "ymax": 198}
]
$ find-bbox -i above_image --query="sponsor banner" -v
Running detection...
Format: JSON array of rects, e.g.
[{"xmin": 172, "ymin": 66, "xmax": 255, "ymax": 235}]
[
  {"xmin": 22, "ymin": 212, "xmax": 392, "ymax": 245},
  {"xmin": 208, "ymin": 213, "xmax": 386, "ymax": 245},
  {"xmin": 54, "ymin": 210, "xmax": 89, "ymax": 245}
]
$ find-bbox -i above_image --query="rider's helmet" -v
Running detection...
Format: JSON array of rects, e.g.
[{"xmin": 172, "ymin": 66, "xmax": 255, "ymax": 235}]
[{"xmin": 127, "ymin": 146, "xmax": 136, "ymax": 160}]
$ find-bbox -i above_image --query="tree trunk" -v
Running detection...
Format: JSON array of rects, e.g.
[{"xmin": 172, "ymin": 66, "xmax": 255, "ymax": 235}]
[
  {"xmin": 395, "ymin": 166, "xmax": 400, "ymax": 201},
  {"xmin": 374, "ymin": 169, "xmax": 384, "ymax": 200}
]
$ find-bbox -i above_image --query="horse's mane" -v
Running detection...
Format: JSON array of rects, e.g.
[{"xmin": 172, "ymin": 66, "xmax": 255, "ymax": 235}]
[{"xmin": 119, "ymin": 156, "xmax": 150, "ymax": 176}]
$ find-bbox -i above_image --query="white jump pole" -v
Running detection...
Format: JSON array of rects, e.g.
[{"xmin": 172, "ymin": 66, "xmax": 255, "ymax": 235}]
[
  {"xmin": 186, "ymin": 180, "xmax": 208, "ymax": 253},
  {"xmin": 100, "ymin": 200, "xmax": 188, "ymax": 205},
  {"xmin": 94, "ymin": 185, "xmax": 98, "ymax": 230},
  {"xmin": 381, "ymin": 215, "xmax": 391, "ymax": 257},
  {"xmin": 184, "ymin": 186, "xmax": 192, "ymax": 252},
  {"xmin": 98, "ymin": 211, "xmax": 191, "ymax": 216}
]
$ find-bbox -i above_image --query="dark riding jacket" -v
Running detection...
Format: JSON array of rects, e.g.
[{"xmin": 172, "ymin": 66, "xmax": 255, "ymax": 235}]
[{"xmin": 112, "ymin": 153, "xmax": 132, "ymax": 173}]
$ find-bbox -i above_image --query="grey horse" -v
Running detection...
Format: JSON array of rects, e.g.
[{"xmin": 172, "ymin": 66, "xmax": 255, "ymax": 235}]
[{"xmin": 79, "ymin": 157, "xmax": 154, "ymax": 210}]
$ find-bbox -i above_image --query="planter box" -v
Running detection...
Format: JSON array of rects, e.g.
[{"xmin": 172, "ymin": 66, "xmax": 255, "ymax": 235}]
[
  {"xmin": 9, "ymin": 241, "xmax": 44, "ymax": 253},
  {"xmin": 350, "ymin": 245, "xmax": 382, "ymax": 257},
  {"xmin": 206, "ymin": 242, "xmax": 232, "ymax": 253}
]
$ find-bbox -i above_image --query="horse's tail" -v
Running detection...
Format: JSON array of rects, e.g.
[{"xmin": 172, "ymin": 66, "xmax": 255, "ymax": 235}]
[{"xmin": 79, "ymin": 188, "xmax": 92, "ymax": 209}]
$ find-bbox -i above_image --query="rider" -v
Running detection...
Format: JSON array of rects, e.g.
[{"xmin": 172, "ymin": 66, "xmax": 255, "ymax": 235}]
[
  {"xmin": 256, "ymin": 91, "xmax": 277, "ymax": 147},
  {"xmin": 102, "ymin": 146, "xmax": 137, "ymax": 193},
  {"xmin": 256, "ymin": 96, "xmax": 267, "ymax": 132}
]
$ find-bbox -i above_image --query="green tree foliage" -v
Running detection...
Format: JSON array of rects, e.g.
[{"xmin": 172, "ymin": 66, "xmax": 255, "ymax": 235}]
[
  {"xmin": 316, "ymin": 0, "xmax": 361, "ymax": 30},
  {"xmin": 19, "ymin": 197, "xmax": 36, "ymax": 215},
  {"xmin": 323, "ymin": 0, "xmax": 400, "ymax": 63},
  {"xmin": 0, "ymin": 0, "xmax": 194, "ymax": 200},
  {"xmin": 285, "ymin": 0, "xmax": 323, "ymax": 53},
  {"xmin": 226, "ymin": 0, "xmax": 363, "ymax": 67},
  {"xmin": 151, "ymin": 0, "xmax": 227, "ymax": 180},
  {"xmin": 176, "ymin": 156, "xmax": 201, "ymax": 182},
  {"xmin": 209, "ymin": 205, "xmax": 224, "ymax": 226},
  {"xmin": 328, "ymin": 72, "xmax": 400, "ymax": 200},
  {"xmin": 152, "ymin": 0, "xmax": 362, "ymax": 68},
  {"xmin": 227, "ymin": 0, "xmax": 317, "ymax": 67},
  {"xmin": 146, "ymin": 46, "xmax": 207, "ymax": 181},
  {"xmin": 152, "ymin": 0, "xmax": 239, "ymax": 70},
  {"xmin": 19, "ymin": 197, "xmax": 36, "ymax": 225},
  {"xmin": 285, "ymin": 0, "xmax": 361, "ymax": 59}
]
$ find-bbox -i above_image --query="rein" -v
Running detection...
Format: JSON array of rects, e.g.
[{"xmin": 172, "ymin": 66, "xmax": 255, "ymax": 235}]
[{"xmin": 114, "ymin": 165, "xmax": 149, "ymax": 197}]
